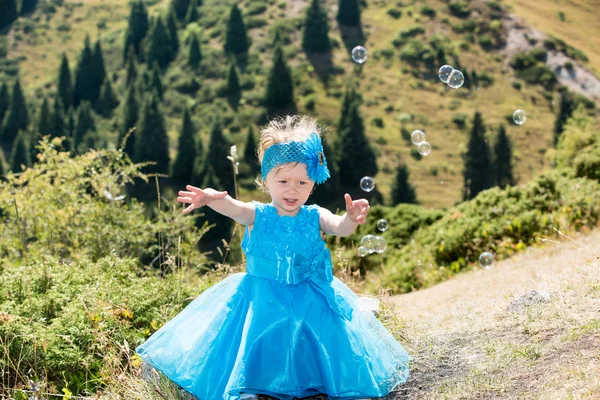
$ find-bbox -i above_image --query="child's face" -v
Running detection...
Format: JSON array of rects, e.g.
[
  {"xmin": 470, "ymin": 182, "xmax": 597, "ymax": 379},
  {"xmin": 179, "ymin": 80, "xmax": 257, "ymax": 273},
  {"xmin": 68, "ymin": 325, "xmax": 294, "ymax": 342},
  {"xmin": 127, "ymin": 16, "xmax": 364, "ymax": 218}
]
[{"xmin": 266, "ymin": 162, "xmax": 315, "ymax": 216}]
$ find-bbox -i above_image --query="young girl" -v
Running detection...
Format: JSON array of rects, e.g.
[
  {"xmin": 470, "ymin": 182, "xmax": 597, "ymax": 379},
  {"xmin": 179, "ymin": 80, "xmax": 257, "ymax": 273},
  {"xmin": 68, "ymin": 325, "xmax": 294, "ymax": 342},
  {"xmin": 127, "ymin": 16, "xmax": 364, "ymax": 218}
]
[{"xmin": 136, "ymin": 116, "xmax": 410, "ymax": 400}]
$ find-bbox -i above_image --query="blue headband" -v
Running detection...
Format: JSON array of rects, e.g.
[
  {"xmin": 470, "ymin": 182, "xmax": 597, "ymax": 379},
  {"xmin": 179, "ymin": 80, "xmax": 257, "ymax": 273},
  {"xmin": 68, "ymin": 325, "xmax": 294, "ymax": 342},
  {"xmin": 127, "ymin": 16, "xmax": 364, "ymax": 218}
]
[{"xmin": 261, "ymin": 133, "xmax": 330, "ymax": 184}]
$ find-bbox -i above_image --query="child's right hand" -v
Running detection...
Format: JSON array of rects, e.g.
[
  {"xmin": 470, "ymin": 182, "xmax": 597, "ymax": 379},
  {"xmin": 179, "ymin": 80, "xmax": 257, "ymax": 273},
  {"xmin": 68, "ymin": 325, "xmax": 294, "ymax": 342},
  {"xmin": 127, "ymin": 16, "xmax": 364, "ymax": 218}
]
[{"xmin": 177, "ymin": 185, "xmax": 229, "ymax": 214}]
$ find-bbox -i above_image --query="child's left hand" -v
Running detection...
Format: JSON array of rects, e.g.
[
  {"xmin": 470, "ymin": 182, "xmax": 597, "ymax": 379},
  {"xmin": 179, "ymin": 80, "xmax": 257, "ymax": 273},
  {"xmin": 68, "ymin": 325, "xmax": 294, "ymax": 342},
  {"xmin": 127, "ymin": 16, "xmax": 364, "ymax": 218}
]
[{"xmin": 344, "ymin": 193, "xmax": 370, "ymax": 224}]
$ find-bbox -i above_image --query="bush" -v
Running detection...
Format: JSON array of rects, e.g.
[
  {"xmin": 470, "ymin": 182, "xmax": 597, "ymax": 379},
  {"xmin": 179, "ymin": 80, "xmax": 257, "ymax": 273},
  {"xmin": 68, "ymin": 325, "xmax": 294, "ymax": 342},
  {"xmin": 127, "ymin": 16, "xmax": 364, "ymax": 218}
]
[
  {"xmin": 304, "ymin": 94, "xmax": 316, "ymax": 111},
  {"xmin": 510, "ymin": 49, "xmax": 557, "ymax": 89},
  {"xmin": 246, "ymin": 2, "xmax": 267, "ymax": 15},
  {"xmin": 512, "ymin": 81, "xmax": 522, "ymax": 90},
  {"xmin": 448, "ymin": 1, "xmax": 471, "ymax": 18},
  {"xmin": 377, "ymin": 171, "xmax": 600, "ymax": 293},
  {"xmin": 452, "ymin": 113, "xmax": 468, "ymax": 128},
  {"xmin": 387, "ymin": 8, "xmax": 402, "ymax": 19},
  {"xmin": 420, "ymin": 4, "xmax": 436, "ymax": 17},
  {"xmin": 371, "ymin": 117, "xmax": 384, "ymax": 128}
]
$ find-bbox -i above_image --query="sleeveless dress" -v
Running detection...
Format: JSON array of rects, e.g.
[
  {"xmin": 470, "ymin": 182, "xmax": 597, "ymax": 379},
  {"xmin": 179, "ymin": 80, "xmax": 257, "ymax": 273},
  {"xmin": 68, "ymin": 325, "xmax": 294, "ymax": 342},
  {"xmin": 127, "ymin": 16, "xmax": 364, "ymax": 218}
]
[{"xmin": 136, "ymin": 202, "xmax": 410, "ymax": 400}]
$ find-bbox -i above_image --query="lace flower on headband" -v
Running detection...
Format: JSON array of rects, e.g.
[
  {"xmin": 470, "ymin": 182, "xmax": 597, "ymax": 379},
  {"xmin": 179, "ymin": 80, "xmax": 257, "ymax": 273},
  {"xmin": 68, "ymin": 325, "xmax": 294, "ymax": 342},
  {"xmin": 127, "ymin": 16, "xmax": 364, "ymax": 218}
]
[{"xmin": 303, "ymin": 133, "xmax": 330, "ymax": 184}]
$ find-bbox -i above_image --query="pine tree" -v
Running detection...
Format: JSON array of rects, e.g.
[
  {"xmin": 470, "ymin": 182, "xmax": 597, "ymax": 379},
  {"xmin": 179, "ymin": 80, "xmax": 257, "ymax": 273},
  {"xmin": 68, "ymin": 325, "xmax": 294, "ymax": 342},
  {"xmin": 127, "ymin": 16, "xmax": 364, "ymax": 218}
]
[
  {"xmin": 0, "ymin": 82, "xmax": 9, "ymax": 124},
  {"xmin": 166, "ymin": 5, "xmax": 180, "ymax": 58},
  {"xmin": 553, "ymin": 89, "xmax": 574, "ymax": 146},
  {"xmin": 172, "ymin": 0, "xmax": 191, "ymax": 20},
  {"xmin": 171, "ymin": 107, "xmax": 198, "ymax": 185},
  {"xmin": 337, "ymin": 86, "xmax": 356, "ymax": 137},
  {"xmin": 265, "ymin": 44, "xmax": 295, "ymax": 117},
  {"xmin": 187, "ymin": 33, "xmax": 202, "ymax": 69},
  {"xmin": 118, "ymin": 85, "xmax": 138, "ymax": 159},
  {"xmin": 49, "ymin": 96, "xmax": 65, "ymax": 140},
  {"xmin": 196, "ymin": 161, "xmax": 233, "ymax": 247},
  {"xmin": 493, "ymin": 124, "xmax": 514, "ymax": 188},
  {"xmin": 73, "ymin": 101, "xmax": 96, "ymax": 154},
  {"xmin": 90, "ymin": 40, "xmax": 107, "ymax": 102},
  {"xmin": 200, "ymin": 118, "xmax": 234, "ymax": 195},
  {"xmin": 242, "ymin": 126, "xmax": 259, "ymax": 178},
  {"xmin": 64, "ymin": 107, "xmax": 75, "ymax": 153},
  {"xmin": 0, "ymin": 0, "xmax": 18, "ymax": 31},
  {"xmin": 150, "ymin": 63, "xmax": 164, "ymax": 99},
  {"xmin": 1, "ymin": 78, "xmax": 29, "ymax": 146},
  {"xmin": 310, "ymin": 134, "xmax": 341, "ymax": 208},
  {"xmin": 337, "ymin": 90, "xmax": 377, "ymax": 188},
  {"xmin": 224, "ymin": 4, "xmax": 249, "ymax": 56},
  {"xmin": 135, "ymin": 93, "xmax": 170, "ymax": 174},
  {"xmin": 57, "ymin": 53, "xmax": 72, "ymax": 110},
  {"xmin": 0, "ymin": 147, "xmax": 6, "ymax": 178},
  {"xmin": 72, "ymin": 36, "xmax": 95, "ymax": 107},
  {"xmin": 37, "ymin": 97, "xmax": 52, "ymax": 136},
  {"xmin": 226, "ymin": 62, "xmax": 241, "ymax": 109},
  {"xmin": 9, "ymin": 130, "xmax": 31, "ymax": 173},
  {"xmin": 337, "ymin": 0, "xmax": 361, "ymax": 26},
  {"xmin": 125, "ymin": 48, "xmax": 138, "ymax": 86},
  {"xmin": 123, "ymin": 0, "xmax": 149, "ymax": 61},
  {"xmin": 97, "ymin": 79, "xmax": 119, "ymax": 117},
  {"xmin": 463, "ymin": 111, "xmax": 492, "ymax": 200},
  {"xmin": 185, "ymin": 0, "xmax": 200, "ymax": 24},
  {"xmin": 20, "ymin": 0, "xmax": 38, "ymax": 15},
  {"xmin": 391, "ymin": 163, "xmax": 417, "ymax": 204},
  {"xmin": 146, "ymin": 18, "xmax": 172, "ymax": 69},
  {"xmin": 302, "ymin": 0, "xmax": 331, "ymax": 53}
]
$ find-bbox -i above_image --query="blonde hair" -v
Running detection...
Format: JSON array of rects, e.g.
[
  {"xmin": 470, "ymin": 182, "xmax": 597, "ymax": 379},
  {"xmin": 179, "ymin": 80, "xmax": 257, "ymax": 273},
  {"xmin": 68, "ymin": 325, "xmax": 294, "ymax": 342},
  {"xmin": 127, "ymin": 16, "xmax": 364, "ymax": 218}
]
[{"xmin": 255, "ymin": 115, "xmax": 324, "ymax": 192}]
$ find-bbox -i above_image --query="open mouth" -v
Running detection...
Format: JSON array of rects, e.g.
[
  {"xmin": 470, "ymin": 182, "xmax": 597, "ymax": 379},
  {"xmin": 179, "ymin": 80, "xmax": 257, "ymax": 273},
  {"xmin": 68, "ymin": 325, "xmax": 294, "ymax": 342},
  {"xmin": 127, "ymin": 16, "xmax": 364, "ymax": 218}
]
[{"xmin": 284, "ymin": 198, "xmax": 298, "ymax": 206}]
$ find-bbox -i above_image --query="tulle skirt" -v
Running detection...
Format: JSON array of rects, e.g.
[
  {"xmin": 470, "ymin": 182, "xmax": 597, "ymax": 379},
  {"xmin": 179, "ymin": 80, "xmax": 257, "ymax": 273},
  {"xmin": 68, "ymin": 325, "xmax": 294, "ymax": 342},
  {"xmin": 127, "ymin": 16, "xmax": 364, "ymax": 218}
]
[{"xmin": 136, "ymin": 272, "xmax": 410, "ymax": 400}]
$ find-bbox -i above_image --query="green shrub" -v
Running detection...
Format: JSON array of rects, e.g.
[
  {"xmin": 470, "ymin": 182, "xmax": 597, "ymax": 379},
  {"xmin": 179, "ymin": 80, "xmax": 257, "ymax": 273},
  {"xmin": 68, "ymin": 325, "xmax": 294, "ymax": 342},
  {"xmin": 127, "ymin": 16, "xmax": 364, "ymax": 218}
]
[
  {"xmin": 448, "ymin": 1, "xmax": 471, "ymax": 18},
  {"xmin": 246, "ymin": 2, "xmax": 268, "ymax": 15},
  {"xmin": 420, "ymin": 4, "xmax": 436, "ymax": 17},
  {"xmin": 512, "ymin": 81, "xmax": 522, "ymax": 90},
  {"xmin": 452, "ymin": 113, "xmax": 468, "ymax": 128},
  {"xmin": 510, "ymin": 49, "xmax": 557, "ymax": 89},
  {"xmin": 378, "ymin": 171, "xmax": 600, "ymax": 293},
  {"xmin": 387, "ymin": 8, "xmax": 402, "ymax": 19},
  {"xmin": 371, "ymin": 117, "xmax": 384, "ymax": 128},
  {"xmin": 543, "ymin": 36, "xmax": 589, "ymax": 63}
]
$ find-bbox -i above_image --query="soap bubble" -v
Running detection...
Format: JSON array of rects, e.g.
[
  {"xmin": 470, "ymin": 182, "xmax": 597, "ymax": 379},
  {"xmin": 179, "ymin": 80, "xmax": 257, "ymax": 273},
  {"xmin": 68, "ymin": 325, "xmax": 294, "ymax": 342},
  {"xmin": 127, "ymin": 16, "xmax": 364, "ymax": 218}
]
[
  {"xmin": 438, "ymin": 64, "xmax": 454, "ymax": 83},
  {"xmin": 357, "ymin": 246, "xmax": 368, "ymax": 257},
  {"xmin": 351, "ymin": 46, "xmax": 368, "ymax": 64},
  {"xmin": 411, "ymin": 129, "xmax": 426, "ymax": 145},
  {"xmin": 513, "ymin": 109, "xmax": 527, "ymax": 125},
  {"xmin": 447, "ymin": 69, "xmax": 465, "ymax": 89},
  {"xmin": 377, "ymin": 219, "xmax": 388, "ymax": 232},
  {"xmin": 361, "ymin": 235, "xmax": 376, "ymax": 252},
  {"xmin": 360, "ymin": 176, "xmax": 375, "ymax": 192},
  {"xmin": 479, "ymin": 252, "xmax": 495, "ymax": 269},
  {"xmin": 373, "ymin": 236, "xmax": 387, "ymax": 253},
  {"xmin": 417, "ymin": 141, "xmax": 432, "ymax": 156}
]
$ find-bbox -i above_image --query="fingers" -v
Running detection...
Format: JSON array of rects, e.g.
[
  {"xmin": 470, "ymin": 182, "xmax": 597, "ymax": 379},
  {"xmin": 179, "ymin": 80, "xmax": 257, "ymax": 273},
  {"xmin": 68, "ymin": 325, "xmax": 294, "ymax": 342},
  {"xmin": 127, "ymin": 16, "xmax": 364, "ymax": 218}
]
[
  {"xmin": 344, "ymin": 193, "xmax": 352, "ymax": 209},
  {"xmin": 177, "ymin": 196, "xmax": 193, "ymax": 204},
  {"xmin": 186, "ymin": 185, "xmax": 203, "ymax": 193},
  {"xmin": 182, "ymin": 204, "xmax": 195, "ymax": 214},
  {"xmin": 216, "ymin": 190, "xmax": 228, "ymax": 198}
]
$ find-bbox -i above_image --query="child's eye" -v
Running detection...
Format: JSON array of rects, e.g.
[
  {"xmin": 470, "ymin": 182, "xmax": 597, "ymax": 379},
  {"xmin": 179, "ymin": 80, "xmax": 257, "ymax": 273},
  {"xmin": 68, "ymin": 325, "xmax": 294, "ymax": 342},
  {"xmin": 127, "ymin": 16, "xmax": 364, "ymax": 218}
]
[
  {"xmin": 299, "ymin": 181, "xmax": 306, "ymax": 185},
  {"xmin": 279, "ymin": 180, "xmax": 287, "ymax": 184}
]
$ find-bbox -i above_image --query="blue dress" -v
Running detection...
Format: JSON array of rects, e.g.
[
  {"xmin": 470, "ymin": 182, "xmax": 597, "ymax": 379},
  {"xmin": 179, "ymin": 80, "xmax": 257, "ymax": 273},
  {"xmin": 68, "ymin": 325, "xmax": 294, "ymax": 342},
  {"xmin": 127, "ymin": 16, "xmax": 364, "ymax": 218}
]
[{"xmin": 136, "ymin": 202, "xmax": 410, "ymax": 400}]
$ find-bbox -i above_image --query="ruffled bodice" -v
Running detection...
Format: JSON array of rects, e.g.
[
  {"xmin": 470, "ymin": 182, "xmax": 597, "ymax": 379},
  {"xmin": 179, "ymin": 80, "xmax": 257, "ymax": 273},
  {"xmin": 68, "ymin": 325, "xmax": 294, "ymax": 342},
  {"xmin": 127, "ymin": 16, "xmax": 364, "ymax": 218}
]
[{"xmin": 242, "ymin": 202, "xmax": 325, "ymax": 260}]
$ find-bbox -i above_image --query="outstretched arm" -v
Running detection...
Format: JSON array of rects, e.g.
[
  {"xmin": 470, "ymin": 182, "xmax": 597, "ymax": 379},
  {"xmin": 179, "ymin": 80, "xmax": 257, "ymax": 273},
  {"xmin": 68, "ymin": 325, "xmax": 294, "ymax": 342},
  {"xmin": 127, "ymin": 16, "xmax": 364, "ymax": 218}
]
[
  {"xmin": 318, "ymin": 193, "xmax": 370, "ymax": 237},
  {"xmin": 177, "ymin": 185, "xmax": 255, "ymax": 226}
]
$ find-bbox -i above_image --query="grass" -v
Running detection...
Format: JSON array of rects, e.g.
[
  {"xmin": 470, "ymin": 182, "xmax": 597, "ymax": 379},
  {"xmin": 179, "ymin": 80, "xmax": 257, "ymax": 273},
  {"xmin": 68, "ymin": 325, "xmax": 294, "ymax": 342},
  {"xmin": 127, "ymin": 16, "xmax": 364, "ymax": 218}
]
[
  {"xmin": 3, "ymin": 0, "xmax": 598, "ymax": 211},
  {"xmin": 507, "ymin": 0, "xmax": 600, "ymax": 76}
]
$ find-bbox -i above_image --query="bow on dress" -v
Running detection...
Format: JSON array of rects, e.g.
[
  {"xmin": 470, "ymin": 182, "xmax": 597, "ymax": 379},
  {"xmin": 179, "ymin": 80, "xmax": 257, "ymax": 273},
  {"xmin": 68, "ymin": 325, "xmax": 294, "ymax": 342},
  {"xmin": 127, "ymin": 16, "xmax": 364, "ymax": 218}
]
[{"xmin": 245, "ymin": 249, "xmax": 354, "ymax": 321}]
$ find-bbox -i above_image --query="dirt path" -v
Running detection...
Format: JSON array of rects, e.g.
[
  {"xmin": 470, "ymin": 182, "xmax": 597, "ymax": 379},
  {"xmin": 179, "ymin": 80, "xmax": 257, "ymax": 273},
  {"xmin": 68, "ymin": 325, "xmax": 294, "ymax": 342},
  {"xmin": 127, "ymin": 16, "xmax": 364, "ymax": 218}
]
[{"xmin": 385, "ymin": 229, "xmax": 600, "ymax": 399}]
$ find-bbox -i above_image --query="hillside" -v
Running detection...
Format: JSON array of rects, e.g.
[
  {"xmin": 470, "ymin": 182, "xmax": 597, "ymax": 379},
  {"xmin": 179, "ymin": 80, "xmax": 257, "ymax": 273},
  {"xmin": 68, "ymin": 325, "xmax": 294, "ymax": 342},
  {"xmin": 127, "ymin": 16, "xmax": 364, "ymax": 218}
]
[
  {"xmin": 1, "ymin": 0, "xmax": 599, "ymax": 208},
  {"xmin": 387, "ymin": 228, "xmax": 600, "ymax": 399}
]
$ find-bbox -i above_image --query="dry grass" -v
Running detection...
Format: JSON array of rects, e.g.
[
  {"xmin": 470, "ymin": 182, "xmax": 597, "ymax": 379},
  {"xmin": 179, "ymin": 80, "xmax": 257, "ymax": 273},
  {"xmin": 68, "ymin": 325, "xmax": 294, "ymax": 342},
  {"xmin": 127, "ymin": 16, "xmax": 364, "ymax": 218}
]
[
  {"xmin": 506, "ymin": 0, "xmax": 600, "ymax": 76},
  {"xmin": 385, "ymin": 229, "xmax": 600, "ymax": 399}
]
